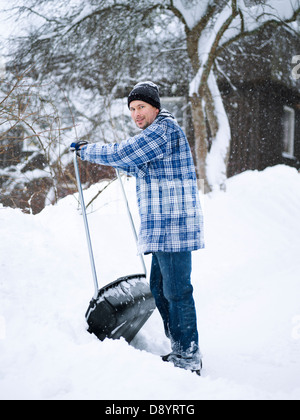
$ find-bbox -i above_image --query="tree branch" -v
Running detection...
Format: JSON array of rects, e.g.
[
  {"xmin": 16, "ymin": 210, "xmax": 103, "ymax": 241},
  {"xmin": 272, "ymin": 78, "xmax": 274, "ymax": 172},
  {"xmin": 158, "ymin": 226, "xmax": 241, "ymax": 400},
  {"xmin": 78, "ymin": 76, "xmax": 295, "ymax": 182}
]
[
  {"xmin": 199, "ymin": 2, "xmax": 240, "ymax": 93},
  {"xmin": 64, "ymin": 3, "xmax": 163, "ymax": 36},
  {"xmin": 18, "ymin": 6, "xmax": 61, "ymax": 24},
  {"xmin": 217, "ymin": 5, "xmax": 300, "ymax": 57},
  {"xmin": 168, "ymin": 0, "xmax": 217, "ymax": 72}
]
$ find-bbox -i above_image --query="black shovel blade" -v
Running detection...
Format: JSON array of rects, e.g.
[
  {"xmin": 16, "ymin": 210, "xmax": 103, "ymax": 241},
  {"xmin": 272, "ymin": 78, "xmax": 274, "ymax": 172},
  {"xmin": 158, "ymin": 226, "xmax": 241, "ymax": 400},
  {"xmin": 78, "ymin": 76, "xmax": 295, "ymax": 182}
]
[{"xmin": 85, "ymin": 274, "xmax": 156, "ymax": 343}]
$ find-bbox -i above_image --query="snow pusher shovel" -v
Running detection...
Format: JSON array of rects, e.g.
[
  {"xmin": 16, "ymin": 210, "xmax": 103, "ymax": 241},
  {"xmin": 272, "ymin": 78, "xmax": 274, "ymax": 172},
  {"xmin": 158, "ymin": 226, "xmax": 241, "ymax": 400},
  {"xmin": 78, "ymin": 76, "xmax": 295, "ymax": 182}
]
[{"xmin": 73, "ymin": 152, "xmax": 156, "ymax": 343}]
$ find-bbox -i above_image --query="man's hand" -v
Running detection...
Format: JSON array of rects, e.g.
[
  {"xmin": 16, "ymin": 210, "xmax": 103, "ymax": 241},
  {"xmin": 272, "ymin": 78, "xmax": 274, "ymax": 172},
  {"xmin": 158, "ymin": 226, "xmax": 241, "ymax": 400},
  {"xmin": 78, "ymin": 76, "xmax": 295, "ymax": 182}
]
[{"xmin": 70, "ymin": 140, "xmax": 89, "ymax": 153}]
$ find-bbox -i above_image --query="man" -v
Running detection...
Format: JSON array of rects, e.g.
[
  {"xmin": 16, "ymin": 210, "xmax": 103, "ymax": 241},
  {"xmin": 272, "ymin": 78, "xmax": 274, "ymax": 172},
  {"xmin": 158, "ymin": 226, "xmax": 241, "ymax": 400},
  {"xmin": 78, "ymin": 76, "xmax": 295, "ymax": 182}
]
[{"xmin": 71, "ymin": 81, "xmax": 205, "ymax": 375}]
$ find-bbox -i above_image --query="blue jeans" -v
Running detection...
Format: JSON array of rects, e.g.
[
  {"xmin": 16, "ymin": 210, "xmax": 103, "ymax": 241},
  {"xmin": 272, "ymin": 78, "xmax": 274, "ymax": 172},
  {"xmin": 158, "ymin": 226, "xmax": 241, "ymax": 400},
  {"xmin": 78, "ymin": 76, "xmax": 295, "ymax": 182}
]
[{"xmin": 150, "ymin": 251, "xmax": 201, "ymax": 370}]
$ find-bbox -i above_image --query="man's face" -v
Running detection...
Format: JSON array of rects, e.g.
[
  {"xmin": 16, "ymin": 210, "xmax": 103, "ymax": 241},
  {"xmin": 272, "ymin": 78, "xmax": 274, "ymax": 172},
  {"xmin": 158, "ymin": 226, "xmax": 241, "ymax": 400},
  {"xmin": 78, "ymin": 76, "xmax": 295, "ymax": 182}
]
[{"xmin": 130, "ymin": 100, "xmax": 159, "ymax": 130}]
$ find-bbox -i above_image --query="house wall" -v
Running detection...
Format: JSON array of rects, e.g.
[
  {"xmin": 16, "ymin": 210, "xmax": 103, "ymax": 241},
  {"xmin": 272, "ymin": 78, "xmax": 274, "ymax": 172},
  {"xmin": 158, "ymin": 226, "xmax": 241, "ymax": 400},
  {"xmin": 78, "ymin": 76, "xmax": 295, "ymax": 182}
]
[{"xmin": 222, "ymin": 81, "xmax": 300, "ymax": 178}]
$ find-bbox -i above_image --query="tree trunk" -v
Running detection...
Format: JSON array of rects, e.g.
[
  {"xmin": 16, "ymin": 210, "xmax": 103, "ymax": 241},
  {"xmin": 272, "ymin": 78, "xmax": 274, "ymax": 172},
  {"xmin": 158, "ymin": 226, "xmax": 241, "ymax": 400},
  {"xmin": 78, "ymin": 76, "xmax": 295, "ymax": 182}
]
[{"xmin": 190, "ymin": 92, "xmax": 210, "ymax": 193}]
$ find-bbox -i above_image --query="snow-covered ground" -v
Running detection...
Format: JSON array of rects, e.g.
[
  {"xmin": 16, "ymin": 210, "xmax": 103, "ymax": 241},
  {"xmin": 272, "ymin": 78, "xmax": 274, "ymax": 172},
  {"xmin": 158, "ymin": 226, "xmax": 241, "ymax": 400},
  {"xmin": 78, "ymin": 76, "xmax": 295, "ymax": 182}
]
[{"xmin": 0, "ymin": 164, "xmax": 300, "ymax": 400}]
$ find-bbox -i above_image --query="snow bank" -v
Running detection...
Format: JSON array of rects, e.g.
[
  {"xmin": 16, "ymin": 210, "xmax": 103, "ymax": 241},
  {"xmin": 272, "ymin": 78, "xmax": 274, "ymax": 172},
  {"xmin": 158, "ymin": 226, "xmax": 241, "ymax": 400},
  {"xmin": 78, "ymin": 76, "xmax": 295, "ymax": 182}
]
[{"xmin": 0, "ymin": 165, "xmax": 300, "ymax": 400}]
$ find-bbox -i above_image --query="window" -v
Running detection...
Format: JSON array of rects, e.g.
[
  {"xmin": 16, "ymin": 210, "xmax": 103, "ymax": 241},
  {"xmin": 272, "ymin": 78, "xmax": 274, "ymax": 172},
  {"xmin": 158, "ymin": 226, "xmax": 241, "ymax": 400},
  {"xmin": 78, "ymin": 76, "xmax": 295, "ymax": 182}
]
[{"xmin": 282, "ymin": 106, "xmax": 295, "ymax": 158}]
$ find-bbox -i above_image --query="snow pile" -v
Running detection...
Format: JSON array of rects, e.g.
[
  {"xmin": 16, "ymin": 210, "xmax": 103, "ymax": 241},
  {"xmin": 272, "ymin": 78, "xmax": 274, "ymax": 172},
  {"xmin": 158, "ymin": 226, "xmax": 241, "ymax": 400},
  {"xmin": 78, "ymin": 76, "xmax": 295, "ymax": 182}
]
[{"xmin": 0, "ymin": 165, "xmax": 300, "ymax": 400}]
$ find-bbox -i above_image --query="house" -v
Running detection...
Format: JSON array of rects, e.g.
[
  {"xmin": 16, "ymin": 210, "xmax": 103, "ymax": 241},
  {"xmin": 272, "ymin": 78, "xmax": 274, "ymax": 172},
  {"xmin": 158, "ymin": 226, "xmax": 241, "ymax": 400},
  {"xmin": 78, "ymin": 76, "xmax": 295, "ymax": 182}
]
[
  {"xmin": 218, "ymin": 25, "xmax": 300, "ymax": 178},
  {"xmin": 1, "ymin": 24, "xmax": 299, "ymax": 215}
]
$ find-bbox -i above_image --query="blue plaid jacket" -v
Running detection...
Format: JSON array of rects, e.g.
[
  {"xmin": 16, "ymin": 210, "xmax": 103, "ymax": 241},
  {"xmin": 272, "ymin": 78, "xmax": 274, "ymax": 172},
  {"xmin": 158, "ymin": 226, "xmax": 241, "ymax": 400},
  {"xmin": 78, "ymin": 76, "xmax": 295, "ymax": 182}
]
[{"xmin": 80, "ymin": 110, "xmax": 205, "ymax": 254}]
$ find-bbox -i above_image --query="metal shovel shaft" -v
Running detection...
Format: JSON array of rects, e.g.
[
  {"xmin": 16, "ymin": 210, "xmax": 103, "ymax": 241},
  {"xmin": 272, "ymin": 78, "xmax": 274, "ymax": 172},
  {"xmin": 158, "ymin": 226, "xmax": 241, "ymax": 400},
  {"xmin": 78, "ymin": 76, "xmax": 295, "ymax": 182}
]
[
  {"xmin": 116, "ymin": 170, "xmax": 147, "ymax": 277},
  {"xmin": 73, "ymin": 152, "xmax": 99, "ymax": 299}
]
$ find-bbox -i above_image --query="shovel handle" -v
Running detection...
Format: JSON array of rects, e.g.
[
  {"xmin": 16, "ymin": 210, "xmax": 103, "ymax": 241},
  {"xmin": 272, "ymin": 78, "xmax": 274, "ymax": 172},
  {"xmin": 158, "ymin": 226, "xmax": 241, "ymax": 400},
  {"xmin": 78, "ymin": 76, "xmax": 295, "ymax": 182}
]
[
  {"xmin": 116, "ymin": 170, "xmax": 147, "ymax": 277},
  {"xmin": 73, "ymin": 152, "xmax": 99, "ymax": 299}
]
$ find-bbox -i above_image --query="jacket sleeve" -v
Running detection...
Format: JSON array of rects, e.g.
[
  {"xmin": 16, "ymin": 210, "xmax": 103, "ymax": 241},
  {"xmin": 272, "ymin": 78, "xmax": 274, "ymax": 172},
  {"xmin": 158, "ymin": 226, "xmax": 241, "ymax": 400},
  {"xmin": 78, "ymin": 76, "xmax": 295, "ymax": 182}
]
[{"xmin": 80, "ymin": 121, "xmax": 169, "ymax": 171}]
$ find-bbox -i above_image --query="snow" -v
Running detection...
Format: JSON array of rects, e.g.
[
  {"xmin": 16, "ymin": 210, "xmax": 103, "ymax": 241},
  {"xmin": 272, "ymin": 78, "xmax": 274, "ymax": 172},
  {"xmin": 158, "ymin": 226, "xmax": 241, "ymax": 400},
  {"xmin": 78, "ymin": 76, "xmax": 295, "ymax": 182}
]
[
  {"xmin": 172, "ymin": 0, "xmax": 213, "ymax": 31},
  {"xmin": 188, "ymin": 0, "xmax": 300, "ymax": 97},
  {"xmin": 189, "ymin": 2, "xmax": 233, "ymax": 97},
  {"xmin": 0, "ymin": 164, "xmax": 300, "ymax": 400},
  {"xmin": 239, "ymin": 0, "xmax": 300, "ymax": 29},
  {"xmin": 205, "ymin": 72, "xmax": 231, "ymax": 189}
]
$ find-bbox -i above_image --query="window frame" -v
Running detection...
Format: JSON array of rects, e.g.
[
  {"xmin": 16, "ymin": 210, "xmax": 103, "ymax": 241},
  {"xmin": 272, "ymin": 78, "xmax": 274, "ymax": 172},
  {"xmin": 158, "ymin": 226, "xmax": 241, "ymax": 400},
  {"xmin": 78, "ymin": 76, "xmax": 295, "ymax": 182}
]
[{"xmin": 282, "ymin": 105, "xmax": 295, "ymax": 159}]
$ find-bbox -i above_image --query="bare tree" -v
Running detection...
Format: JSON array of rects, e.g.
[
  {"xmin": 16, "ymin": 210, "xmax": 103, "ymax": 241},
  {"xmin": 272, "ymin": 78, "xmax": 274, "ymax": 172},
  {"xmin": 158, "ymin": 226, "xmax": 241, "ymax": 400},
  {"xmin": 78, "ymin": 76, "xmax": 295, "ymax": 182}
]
[
  {"xmin": 0, "ymin": 68, "xmax": 78, "ymax": 213},
  {"xmin": 0, "ymin": 66, "xmax": 126, "ymax": 213},
  {"xmin": 6, "ymin": 0, "xmax": 300, "ymax": 195},
  {"xmin": 168, "ymin": 0, "xmax": 300, "ymax": 190}
]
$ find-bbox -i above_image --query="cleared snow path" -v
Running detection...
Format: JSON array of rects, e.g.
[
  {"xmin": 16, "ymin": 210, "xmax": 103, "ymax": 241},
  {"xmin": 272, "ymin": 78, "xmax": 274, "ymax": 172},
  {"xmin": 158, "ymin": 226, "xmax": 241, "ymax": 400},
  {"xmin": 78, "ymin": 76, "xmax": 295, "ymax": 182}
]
[{"xmin": 0, "ymin": 165, "xmax": 299, "ymax": 400}]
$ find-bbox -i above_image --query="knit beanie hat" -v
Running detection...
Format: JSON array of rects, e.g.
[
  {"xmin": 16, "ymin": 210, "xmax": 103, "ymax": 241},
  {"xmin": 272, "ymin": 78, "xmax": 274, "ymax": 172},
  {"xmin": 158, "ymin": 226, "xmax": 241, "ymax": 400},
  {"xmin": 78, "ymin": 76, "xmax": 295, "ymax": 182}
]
[{"xmin": 128, "ymin": 81, "xmax": 161, "ymax": 110}]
